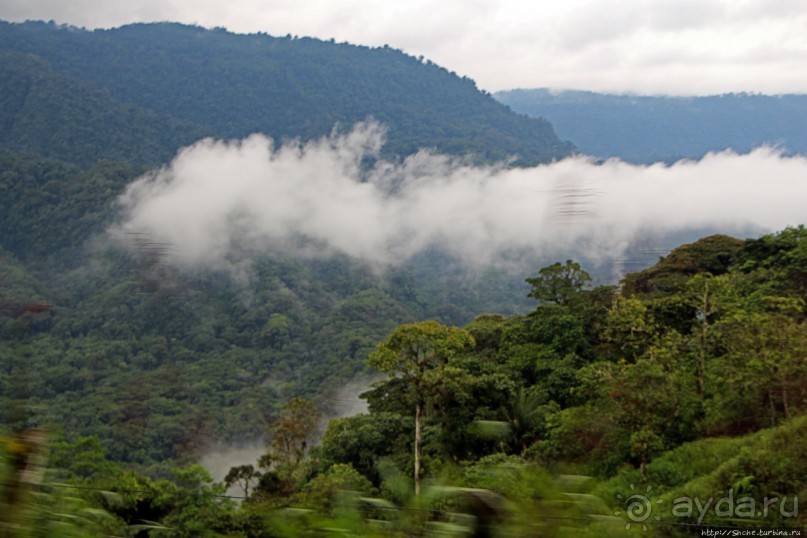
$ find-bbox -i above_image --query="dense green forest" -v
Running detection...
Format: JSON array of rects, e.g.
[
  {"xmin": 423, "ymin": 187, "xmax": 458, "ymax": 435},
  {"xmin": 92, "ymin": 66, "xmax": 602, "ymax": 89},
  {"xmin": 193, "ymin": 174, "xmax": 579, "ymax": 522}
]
[
  {"xmin": 3, "ymin": 228, "xmax": 806, "ymax": 536},
  {"xmin": 0, "ymin": 18, "xmax": 570, "ymax": 481},
  {"xmin": 0, "ymin": 51, "xmax": 210, "ymax": 168},
  {"xmin": 495, "ymin": 88, "xmax": 807, "ymax": 163},
  {"xmin": 0, "ymin": 147, "xmax": 531, "ymax": 471},
  {"xmin": 0, "ymin": 18, "xmax": 805, "ymax": 538},
  {"xmin": 0, "ymin": 20, "xmax": 573, "ymax": 168}
]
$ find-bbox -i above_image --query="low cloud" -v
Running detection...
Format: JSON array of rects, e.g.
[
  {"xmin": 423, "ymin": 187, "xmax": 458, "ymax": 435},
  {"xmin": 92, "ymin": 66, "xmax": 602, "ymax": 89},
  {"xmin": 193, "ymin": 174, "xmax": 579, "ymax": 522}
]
[{"xmin": 110, "ymin": 121, "xmax": 807, "ymax": 273}]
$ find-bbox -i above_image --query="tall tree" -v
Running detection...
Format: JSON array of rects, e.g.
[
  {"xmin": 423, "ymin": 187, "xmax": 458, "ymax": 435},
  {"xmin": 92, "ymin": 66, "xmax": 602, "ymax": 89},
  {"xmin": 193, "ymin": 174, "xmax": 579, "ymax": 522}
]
[
  {"xmin": 268, "ymin": 397, "xmax": 320, "ymax": 468},
  {"xmin": 368, "ymin": 321, "xmax": 474, "ymax": 495},
  {"xmin": 684, "ymin": 273, "xmax": 731, "ymax": 397},
  {"xmin": 255, "ymin": 397, "xmax": 321, "ymax": 496},
  {"xmin": 712, "ymin": 302, "xmax": 807, "ymax": 429}
]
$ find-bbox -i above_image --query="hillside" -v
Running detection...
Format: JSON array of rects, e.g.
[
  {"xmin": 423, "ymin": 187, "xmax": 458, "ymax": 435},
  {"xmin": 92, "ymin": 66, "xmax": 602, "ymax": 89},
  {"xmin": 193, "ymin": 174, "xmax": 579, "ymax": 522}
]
[
  {"xmin": 595, "ymin": 415, "xmax": 807, "ymax": 534},
  {"xmin": 0, "ymin": 149, "xmax": 531, "ymax": 472},
  {"xmin": 495, "ymin": 88, "xmax": 807, "ymax": 163},
  {"xmin": 3, "ymin": 226, "xmax": 805, "ymax": 536},
  {"xmin": 0, "ymin": 51, "xmax": 210, "ymax": 168},
  {"xmin": 0, "ymin": 20, "xmax": 573, "ymax": 168},
  {"xmin": 0, "ymin": 20, "xmax": 572, "ymax": 473}
]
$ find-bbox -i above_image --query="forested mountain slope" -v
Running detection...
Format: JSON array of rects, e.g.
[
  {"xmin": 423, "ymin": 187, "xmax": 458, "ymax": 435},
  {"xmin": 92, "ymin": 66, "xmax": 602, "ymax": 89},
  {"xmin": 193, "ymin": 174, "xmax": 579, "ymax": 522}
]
[
  {"xmin": 0, "ymin": 21, "xmax": 569, "ymax": 471},
  {"xmin": 3, "ymin": 227, "xmax": 805, "ymax": 536},
  {"xmin": 0, "ymin": 147, "xmax": 531, "ymax": 471},
  {"xmin": 0, "ymin": 52, "xmax": 210, "ymax": 167},
  {"xmin": 496, "ymin": 88, "xmax": 807, "ymax": 163},
  {"xmin": 0, "ymin": 20, "xmax": 573, "ymax": 168}
]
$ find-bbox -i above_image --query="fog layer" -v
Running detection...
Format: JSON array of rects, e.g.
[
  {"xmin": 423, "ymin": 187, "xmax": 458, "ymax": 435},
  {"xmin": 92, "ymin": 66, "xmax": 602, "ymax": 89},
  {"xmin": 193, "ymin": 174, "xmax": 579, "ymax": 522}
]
[{"xmin": 111, "ymin": 122, "xmax": 807, "ymax": 270}]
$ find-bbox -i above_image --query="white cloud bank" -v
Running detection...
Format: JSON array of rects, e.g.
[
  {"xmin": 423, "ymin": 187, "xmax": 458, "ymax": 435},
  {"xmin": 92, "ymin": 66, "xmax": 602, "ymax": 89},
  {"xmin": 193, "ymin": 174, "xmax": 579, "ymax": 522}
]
[{"xmin": 110, "ymin": 122, "xmax": 807, "ymax": 271}]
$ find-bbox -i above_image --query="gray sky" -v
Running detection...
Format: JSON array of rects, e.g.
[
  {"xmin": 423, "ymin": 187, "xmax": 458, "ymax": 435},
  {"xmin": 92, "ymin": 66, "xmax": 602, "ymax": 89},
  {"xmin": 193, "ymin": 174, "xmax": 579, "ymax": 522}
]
[{"xmin": 2, "ymin": 0, "xmax": 806, "ymax": 95}]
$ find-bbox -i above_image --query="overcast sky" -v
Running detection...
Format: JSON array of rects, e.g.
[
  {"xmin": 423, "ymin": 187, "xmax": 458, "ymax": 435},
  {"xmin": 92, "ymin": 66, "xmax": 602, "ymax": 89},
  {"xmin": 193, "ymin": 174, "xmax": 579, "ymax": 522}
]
[{"xmin": 1, "ymin": 0, "xmax": 805, "ymax": 95}]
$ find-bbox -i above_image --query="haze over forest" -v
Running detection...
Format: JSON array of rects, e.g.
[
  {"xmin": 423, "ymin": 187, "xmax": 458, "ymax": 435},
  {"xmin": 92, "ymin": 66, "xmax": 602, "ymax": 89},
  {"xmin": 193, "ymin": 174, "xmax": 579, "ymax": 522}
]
[
  {"xmin": 496, "ymin": 89, "xmax": 807, "ymax": 163},
  {"xmin": 0, "ymin": 17, "xmax": 805, "ymax": 538}
]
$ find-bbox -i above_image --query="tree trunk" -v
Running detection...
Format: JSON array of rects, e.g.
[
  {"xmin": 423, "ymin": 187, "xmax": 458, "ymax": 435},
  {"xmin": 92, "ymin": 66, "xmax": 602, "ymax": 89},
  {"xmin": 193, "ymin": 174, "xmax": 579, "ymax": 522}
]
[
  {"xmin": 414, "ymin": 400, "xmax": 421, "ymax": 496},
  {"xmin": 778, "ymin": 331, "xmax": 790, "ymax": 419},
  {"xmin": 697, "ymin": 285, "xmax": 708, "ymax": 397},
  {"xmin": 781, "ymin": 375, "xmax": 790, "ymax": 419}
]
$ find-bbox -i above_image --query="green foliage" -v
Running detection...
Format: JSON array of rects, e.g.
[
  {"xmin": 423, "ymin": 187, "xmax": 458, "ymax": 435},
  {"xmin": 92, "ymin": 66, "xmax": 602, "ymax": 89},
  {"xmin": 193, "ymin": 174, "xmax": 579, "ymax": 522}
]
[
  {"xmin": 464, "ymin": 313, "xmax": 506, "ymax": 357},
  {"xmin": 297, "ymin": 464, "xmax": 374, "ymax": 512},
  {"xmin": 318, "ymin": 413, "xmax": 413, "ymax": 483},
  {"xmin": 0, "ymin": 51, "xmax": 208, "ymax": 168},
  {"xmin": 705, "ymin": 308, "xmax": 807, "ymax": 433},
  {"xmin": 0, "ymin": 21, "xmax": 573, "ymax": 168},
  {"xmin": 47, "ymin": 435, "xmax": 120, "ymax": 481},
  {"xmin": 621, "ymin": 234, "xmax": 745, "ymax": 298},
  {"xmin": 502, "ymin": 386, "xmax": 555, "ymax": 457},
  {"xmin": 0, "ymin": 150, "xmax": 142, "ymax": 262},
  {"xmin": 597, "ymin": 415, "xmax": 807, "ymax": 532},
  {"xmin": 1, "ymin": 431, "xmax": 121, "ymax": 537},
  {"xmin": 526, "ymin": 259, "xmax": 592, "ymax": 306},
  {"xmin": 368, "ymin": 320, "xmax": 475, "ymax": 380},
  {"xmin": 0, "ymin": 244, "xmax": 430, "ymax": 470},
  {"xmin": 735, "ymin": 225, "xmax": 807, "ymax": 298},
  {"xmin": 603, "ymin": 295, "xmax": 658, "ymax": 361}
]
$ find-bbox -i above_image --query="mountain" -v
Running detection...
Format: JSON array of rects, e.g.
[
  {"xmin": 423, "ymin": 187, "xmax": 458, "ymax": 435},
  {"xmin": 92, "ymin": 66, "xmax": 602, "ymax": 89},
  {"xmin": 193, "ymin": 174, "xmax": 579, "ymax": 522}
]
[
  {"xmin": 495, "ymin": 88, "xmax": 807, "ymax": 163},
  {"xmin": 0, "ymin": 20, "xmax": 563, "ymax": 470},
  {"xmin": 0, "ymin": 21, "xmax": 573, "ymax": 168},
  {"xmin": 0, "ymin": 146, "xmax": 532, "ymax": 470}
]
